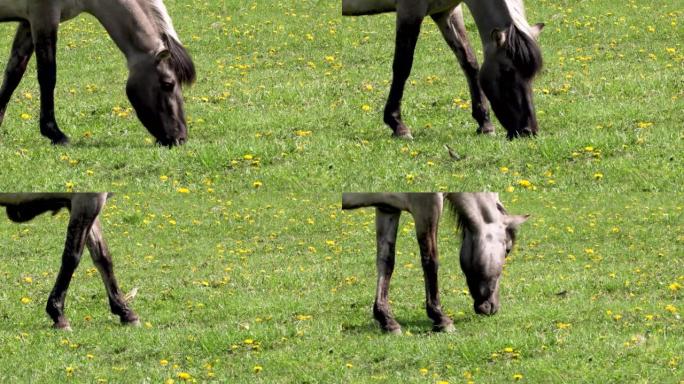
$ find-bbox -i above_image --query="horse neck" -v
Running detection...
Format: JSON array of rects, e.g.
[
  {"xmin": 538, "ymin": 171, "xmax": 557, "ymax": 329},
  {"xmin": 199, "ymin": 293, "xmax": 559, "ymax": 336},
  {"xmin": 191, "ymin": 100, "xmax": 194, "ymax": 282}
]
[
  {"xmin": 83, "ymin": 0, "xmax": 164, "ymax": 67},
  {"xmin": 446, "ymin": 193, "xmax": 501, "ymax": 228},
  {"xmin": 464, "ymin": 0, "xmax": 530, "ymax": 48}
]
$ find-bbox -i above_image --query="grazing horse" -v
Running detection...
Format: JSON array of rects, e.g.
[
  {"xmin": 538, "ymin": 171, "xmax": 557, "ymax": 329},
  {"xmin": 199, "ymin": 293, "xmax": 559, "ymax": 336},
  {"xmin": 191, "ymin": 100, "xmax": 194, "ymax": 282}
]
[
  {"xmin": 0, "ymin": 193, "xmax": 139, "ymax": 330},
  {"xmin": 342, "ymin": 0, "xmax": 544, "ymax": 139},
  {"xmin": 0, "ymin": 0, "xmax": 196, "ymax": 146},
  {"xmin": 342, "ymin": 193, "xmax": 528, "ymax": 334}
]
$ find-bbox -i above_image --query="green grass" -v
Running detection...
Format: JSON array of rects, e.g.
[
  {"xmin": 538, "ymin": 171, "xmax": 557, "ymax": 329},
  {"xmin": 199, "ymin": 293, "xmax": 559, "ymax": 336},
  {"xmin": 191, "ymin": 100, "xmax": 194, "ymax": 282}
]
[
  {"xmin": 0, "ymin": 193, "xmax": 682, "ymax": 382},
  {"xmin": 0, "ymin": 0, "xmax": 681, "ymax": 191}
]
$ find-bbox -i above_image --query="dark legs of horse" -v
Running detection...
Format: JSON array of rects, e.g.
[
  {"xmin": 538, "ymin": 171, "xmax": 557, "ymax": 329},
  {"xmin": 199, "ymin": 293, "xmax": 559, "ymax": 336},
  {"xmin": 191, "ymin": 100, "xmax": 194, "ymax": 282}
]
[
  {"xmin": 415, "ymin": 212, "xmax": 455, "ymax": 332},
  {"xmin": 0, "ymin": 23, "xmax": 34, "ymax": 127},
  {"xmin": 86, "ymin": 218, "xmax": 140, "ymax": 326},
  {"xmin": 46, "ymin": 203, "xmax": 97, "ymax": 330},
  {"xmin": 373, "ymin": 208, "xmax": 402, "ymax": 334},
  {"xmin": 384, "ymin": 13, "xmax": 424, "ymax": 139},
  {"xmin": 32, "ymin": 19, "xmax": 69, "ymax": 145},
  {"xmin": 432, "ymin": 8, "xmax": 495, "ymax": 135}
]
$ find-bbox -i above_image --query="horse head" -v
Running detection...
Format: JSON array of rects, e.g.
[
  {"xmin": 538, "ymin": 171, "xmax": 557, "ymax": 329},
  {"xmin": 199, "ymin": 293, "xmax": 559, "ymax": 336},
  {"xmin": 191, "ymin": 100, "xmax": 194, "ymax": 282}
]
[
  {"xmin": 126, "ymin": 36, "xmax": 196, "ymax": 147},
  {"xmin": 479, "ymin": 23, "xmax": 544, "ymax": 139},
  {"xmin": 459, "ymin": 206, "xmax": 529, "ymax": 315}
]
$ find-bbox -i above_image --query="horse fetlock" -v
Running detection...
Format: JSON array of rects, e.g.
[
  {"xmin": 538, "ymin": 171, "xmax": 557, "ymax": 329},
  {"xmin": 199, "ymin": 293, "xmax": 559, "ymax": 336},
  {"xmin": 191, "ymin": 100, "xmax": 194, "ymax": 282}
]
[
  {"xmin": 373, "ymin": 303, "xmax": 400, "ymax": 333},
  {"xmin": 40, "ymin": 120, "xmax": 69, "ymax": 145}
]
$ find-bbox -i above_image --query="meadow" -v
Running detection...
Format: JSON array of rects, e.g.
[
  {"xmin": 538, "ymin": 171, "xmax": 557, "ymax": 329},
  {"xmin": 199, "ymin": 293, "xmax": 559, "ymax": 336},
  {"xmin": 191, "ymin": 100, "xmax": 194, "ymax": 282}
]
[
  {"xmin": 0, "ymin": 193, "xmax": 681, "ymax": 383},
  {"xmin": 0, "ymin": 0, "xmax": 681, "ymax": 192}
]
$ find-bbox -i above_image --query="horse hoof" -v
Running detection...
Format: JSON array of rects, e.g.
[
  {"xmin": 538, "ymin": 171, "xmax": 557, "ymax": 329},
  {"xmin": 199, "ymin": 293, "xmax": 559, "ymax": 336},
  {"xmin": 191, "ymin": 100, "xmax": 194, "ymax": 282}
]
[
  {"xmin": 385, "ymin": 327, "xmax": 402, "ymax": 335},
  {"xmin": 124, "ymin": 319, "xmax": 142, "ymax": 327},
  {"xmin": 54, "ymin": 322, "xmax": 72, "ymax": 332},
  {"xmin": 477, "ymin": 123, "xmax": 495, "ymax": 136},
  {"xmin": 435, "ymin": 323, "xmax": 455, "ymax": 333},
  {"xmin": 51, "ymin": 136, "xmax": 70, "ymax": 146},
  {"xmin": 392, "ymin": 131, "xmax": 413, "ymax": 140}
]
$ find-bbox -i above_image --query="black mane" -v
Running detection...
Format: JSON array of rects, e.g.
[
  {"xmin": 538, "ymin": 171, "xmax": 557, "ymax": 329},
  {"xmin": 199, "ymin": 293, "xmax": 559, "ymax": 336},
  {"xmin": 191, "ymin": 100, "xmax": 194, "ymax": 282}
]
[
  {"xmin": 162, "ymin": 34, "xmax": 196, "ymax": 86},
  {"xmin": 505, "ymin": 24, "xmax": 543, "ymax": 79}
]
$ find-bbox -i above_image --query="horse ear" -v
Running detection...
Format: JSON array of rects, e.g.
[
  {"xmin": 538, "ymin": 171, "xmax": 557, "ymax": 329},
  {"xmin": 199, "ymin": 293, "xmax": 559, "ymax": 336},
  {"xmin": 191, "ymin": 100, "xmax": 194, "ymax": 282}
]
[
  {"xmin": 491, "ymin": 28, "xmax": 507, "ymax": 48},
  {"xmin": 505, "ymin": 214, "xmax": 530, "ymax": 230},
  {"xmin": 530, "ymin": 23, "xmax": 545, "ymax": 40},
  {"xmin": 155, "ymin": 48, "xmax": 171, "ymax": 63}
]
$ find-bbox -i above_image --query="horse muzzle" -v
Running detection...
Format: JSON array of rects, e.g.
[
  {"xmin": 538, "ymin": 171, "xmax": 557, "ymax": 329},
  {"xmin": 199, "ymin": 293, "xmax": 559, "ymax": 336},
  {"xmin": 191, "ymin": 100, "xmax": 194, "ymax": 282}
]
[{"xmin": 474, "ymin": 300, "xmax": 500, "ymax": 315}]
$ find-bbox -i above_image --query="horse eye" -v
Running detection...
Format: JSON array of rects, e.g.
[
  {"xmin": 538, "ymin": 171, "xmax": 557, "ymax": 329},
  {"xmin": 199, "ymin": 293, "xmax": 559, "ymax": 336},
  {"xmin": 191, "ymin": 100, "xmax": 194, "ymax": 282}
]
[{"xmin": 161, "ymin": 81, "xmax": 175, "ymax": 92}]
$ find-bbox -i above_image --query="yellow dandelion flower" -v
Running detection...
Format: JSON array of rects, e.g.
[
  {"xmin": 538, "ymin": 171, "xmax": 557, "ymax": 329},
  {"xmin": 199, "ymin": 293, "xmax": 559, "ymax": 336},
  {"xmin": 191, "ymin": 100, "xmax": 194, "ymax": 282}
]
[
  {"xmin": 65, "ymin": 367, "xmax": 75, "ymax": 376},
  {"xmin": 361, "ymin": 104, "xmax": 371, "ymax": 112},
  {"xmin": 668, "ymin": 282, "xmax": 681, "ymax": 292},
  {"xmin": 345, "ymin": 363, "xmax": 353, "ymax": 369},
  {"xmin": 159, "ymin": 175, "xmax": 169, "ymax": 181},
  {"xmin": 20, "ymin": 297, "xmax": 31, "ymax": 304},
  {"xmin": 556, "ymin": 322, "xmax": 571, "ymax": 329},
  {"xmin": 295, "ymin": 130, "xmax": 312, "ymax": 137},
  {"xmin": 23, "ymin": 277, "xmax": 33, "ymax": 284},
  {"xmin": 253, "ymin": 365, "xmax": 263, "ymax": 373},
  {"xmin": 419, "ymin": 368, "xmax": 428, "ymax": 375},
  {"xmin": 164, "ymin": 379, "xmax": 175, "ymax": 384},
  {"xmin": 513, "ymin": 373, "xmax": 524, "ymax": 380},
  {"xmin": 176, "ymin": 188, "xmax": 190, "ymax": 194},
  {"xmin": 160, "ymin": 359, "xmax": 169, "ymax": 366},
  {"xmin": 177, "ymin": 372, "xmax": 191, "ymax": 381},
  {"xmin": 20, "ymin": 113, "xmax": 32, "ymax": 121},
  {"xmin": 296, "ymin": 314, "xmax": 312, "ymax": 321},
  {"xmin": 517, "ymin": 179, "xmax": 532, "ymax": 188},
  {"xmin": 253, "ymin": 181, "xmax": 263, "ymax": 188},
  {"xmin": 665, "ymin": 304, "xmax": 677, "ymax": 313},
  {"xmin": 593, "ymin": 172, "xmax": 604, "ymax": 180},
  {"xmin": 506, "ymin": 186, "xmax": 515, "ymax": 193}
]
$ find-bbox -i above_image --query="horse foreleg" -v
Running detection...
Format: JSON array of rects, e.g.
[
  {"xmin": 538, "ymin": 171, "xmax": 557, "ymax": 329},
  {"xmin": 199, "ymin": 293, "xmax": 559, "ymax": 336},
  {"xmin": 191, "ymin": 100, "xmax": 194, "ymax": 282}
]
[
  {"xmin": 0, "ymin": 23, "xmax": 34, "ymax": 126},
  {"xmin": 432, "ymin": 7, "xmax": 494, "ymax": 135},
  {"xmin": 373, "ymin": 208, "xmax": 402, "ymax": 334},
  {"xmin": 31, "ymin": 20, "xmax": 69, "ymax": 145},
  {"xmin": 86, "ymin": 217, "xmax": 140, "ymax": 326},
  {"xmin": 46, "ymin": 208, "xmax": 95, "ymax": 330},
  {"xmin": 383, "ymin": 11, "xmax": 423, "ymax": 139},
  {"xmin": 414, "ymin": 210, "xmax": 454, "ymax": 332}
]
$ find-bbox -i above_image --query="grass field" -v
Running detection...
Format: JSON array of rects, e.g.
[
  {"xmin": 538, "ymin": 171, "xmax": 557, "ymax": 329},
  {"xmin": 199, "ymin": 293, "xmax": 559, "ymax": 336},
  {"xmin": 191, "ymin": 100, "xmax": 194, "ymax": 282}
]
[
  {"xmin": 0, "ymin": 193, "xmax": 681, "ymax": 382},
  {"xmin": 0, "ymin": 0, "xmax": 681, "ymax": 191}
]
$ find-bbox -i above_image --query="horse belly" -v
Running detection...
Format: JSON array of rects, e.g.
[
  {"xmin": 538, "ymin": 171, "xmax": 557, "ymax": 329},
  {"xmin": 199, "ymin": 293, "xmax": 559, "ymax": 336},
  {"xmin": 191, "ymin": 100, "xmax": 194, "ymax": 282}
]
[
  {"xmin": 342, "ymin": 0, "xmax": 396, "ymax": 16},
  {"xmin": 0, "ymin": 0, "xmax": 28, "ymax": 19},
  {"xmin": 427, "ymin": 0, "xmax": 461, "ymax": 15}
]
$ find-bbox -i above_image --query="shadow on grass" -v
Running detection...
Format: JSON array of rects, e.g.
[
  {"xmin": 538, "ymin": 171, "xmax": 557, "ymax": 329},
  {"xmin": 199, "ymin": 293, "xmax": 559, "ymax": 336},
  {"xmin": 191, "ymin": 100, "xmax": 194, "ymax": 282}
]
[{"xmin": 341, "ymin": 315, "xmax": 480, "ymax": 336}]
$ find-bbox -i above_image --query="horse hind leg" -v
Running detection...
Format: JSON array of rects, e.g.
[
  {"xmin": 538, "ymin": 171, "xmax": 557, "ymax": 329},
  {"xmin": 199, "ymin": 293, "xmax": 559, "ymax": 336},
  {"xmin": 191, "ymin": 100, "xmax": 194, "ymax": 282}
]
[
  {"xmin": 383, "ymin": 11, "xmax": 424, "ymax": 140},
  {"xmin": 432, "ymin": 7, "xmax": 495, "ymax": 135},
  {"xmin": 373, "ymin": 208, "xmax": 402, "ymax": 334},
  {"xmin": 0, "ymin": 23, "xmax": 34, "ymax": 126},
  {"xmin": 86, "ymin": 218, "xmax": 140, "ymax": 326}
]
